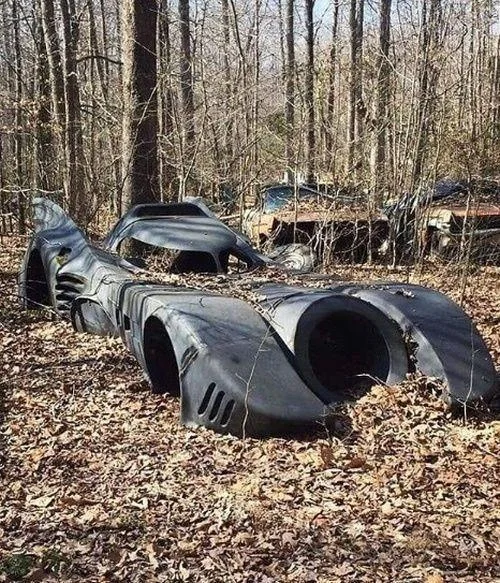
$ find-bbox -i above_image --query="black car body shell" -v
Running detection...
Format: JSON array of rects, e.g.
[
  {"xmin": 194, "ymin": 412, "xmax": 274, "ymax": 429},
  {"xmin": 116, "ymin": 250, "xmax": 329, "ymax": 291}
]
[
  {"xmin": 19, "ymin": 198, "xmax": 498, "ymax": 437},
  {"xmin": 103, "ymin": 200, "xmax": 265, "ymax": 272}
]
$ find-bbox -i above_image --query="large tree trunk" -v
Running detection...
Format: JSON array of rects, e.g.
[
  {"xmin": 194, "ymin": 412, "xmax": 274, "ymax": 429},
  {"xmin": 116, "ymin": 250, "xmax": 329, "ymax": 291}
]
[
  {"xmin": 34, "ymin": 0, "xmax": 55, "ymax": 192},
  {"xmin": 41, "ymin": 0, "xmax": 65, "ymax": 123},
  {"xmin": 411, "ymin": 0, "xmax": 442, "ymax": 189},
  {"xmin": 121, "ymin": 0, "xmax": 159, "ymax": 211},
  {"xmin": 40, "ymin": 0, "xmax": 65, "ymax": 193},
  {"xmin": 251, "ymin": 0, "xmax": 261, "ymax": 175},
  {"xmin": 12, "ymin": 0, "xmax": 25, "ymax": 233},
  {"xmin": 221, "ymin": 0, "xmax": 233, "ymax": 169},
  {"xmin": 158, "ymin": 0, "xmax": 176, "ymax": 200}
]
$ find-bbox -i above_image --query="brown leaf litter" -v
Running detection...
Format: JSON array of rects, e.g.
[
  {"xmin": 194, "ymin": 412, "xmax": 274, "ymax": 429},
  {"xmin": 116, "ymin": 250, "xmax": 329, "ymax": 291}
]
[{"xmin": 0, "ymin": 236, "xmax": 499, "ymax": 582}]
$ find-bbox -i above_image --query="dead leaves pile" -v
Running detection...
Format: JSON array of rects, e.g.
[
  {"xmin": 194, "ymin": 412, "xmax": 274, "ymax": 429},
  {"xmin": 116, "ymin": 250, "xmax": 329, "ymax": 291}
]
[{"xmin": 0, "ymin": 237, "xmax": 499, "ymax": 582}]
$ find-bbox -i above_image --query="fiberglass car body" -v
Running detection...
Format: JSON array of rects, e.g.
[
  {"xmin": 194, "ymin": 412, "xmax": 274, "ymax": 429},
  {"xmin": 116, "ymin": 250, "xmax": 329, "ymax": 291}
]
[{"xmin": 18, "ymin": 197, "xmax": 498, "ymax": 437}]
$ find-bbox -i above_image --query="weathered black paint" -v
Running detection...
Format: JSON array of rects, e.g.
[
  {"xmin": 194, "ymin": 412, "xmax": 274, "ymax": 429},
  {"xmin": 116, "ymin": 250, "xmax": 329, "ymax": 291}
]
[{"xmin": 19, "ymin": 198, "xmax": 498, "ymax": 437}]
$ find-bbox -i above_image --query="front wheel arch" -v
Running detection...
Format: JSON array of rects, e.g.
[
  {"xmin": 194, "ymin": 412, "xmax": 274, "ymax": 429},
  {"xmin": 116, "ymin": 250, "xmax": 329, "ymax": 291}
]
[
  {"xmin": 23, "ymin": 248, "xmax": 51, "ymax": 309},
  {"xmin": 143, "ymin": 316, "xmax": 180, "ymax": 396}
]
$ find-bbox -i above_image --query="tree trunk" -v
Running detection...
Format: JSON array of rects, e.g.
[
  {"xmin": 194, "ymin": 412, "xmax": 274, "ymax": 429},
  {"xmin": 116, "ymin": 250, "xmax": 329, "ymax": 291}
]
[
  {"xmin": 40, "ymin": 0, "xmax": 65, "ymax": 193},
  {"xmin": 304, "ymin": 0, "xmax": 315, "ymax": 184},
  {"xmin": 252, "ymin": 0, "xmax": 261, "ymax": 175},
  {"xmin": 492, "ymin": 36, "xmax": 500, "ymax": 139},
  {"xmin": 34, "ymin": 0, "xmax": 55, "ymax": 192},
  {"xmin": 99, "ymin": 0, "xmax": 110, "ymax": 87},
  {"xmin": 411, "ymin": 0, "xmax": 441, "ymax": 189},
  {"xmin": 325, "ymin": 0, "xmax": 339, "ymax": 174},
  {"xmin": 12, "ymin": 0, "xmax": 25, "ymax": 233},
  {"xmin": 277, "ymin": 0, "xmax": 286, "ymax": 86},
  {"xmin": 122, "ymin": 0, "xmax": 159, "ymax": 211},
  {"xmin": 370, "ymin": 0, "xmax": 391, "ymax": 206},
  {"xmin": 158, "ymin": 0, "xmax": 176, "ymax": 200},
  {"xmin": 221, "ymin": 0, "xmax": 233, "ymax": 168},
  {"xmin": 284, "ymin": 0, "xmax": 295, "ymax": 183},
  {"xmin": 178, "ymin": 0, "xmax": 195, "ymax": 198},
  {"xmin": 60, "ymin": 0, "xmax": 85, "ymax": 218},
  {"xmin": 346, "ymin": 0, "xmax": 364, "ymax": 178}
]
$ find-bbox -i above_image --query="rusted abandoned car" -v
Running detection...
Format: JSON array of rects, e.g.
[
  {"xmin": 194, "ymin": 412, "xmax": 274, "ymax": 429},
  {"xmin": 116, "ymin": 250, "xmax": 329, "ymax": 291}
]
[
  {"xmin": 244, "ymin": 184, "xmax": 389, "ymax": 264},
  {"xmin": 387, "ymin": 179, "xmax": 500, "ymax": 262},
  {"xmin": 19, "ymin": 198, "xmax": 498, "ymax": 437}
]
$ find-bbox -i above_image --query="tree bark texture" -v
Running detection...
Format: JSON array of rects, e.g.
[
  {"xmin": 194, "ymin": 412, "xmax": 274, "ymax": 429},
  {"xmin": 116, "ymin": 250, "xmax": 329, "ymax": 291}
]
[
  {"xmin": 284, "ymin": 0, "xmax": 295, "ymax": 182},
  {"xmin": 305, "ymin": 0, "xmax": 315, "ymax": 184},
  {"xmin": 370, "ymin": 0, "xmax": 392, "ymax": 205},
  {"xmin": 122, "ymin": 0, "xmax": 159, "ymax": 211}
]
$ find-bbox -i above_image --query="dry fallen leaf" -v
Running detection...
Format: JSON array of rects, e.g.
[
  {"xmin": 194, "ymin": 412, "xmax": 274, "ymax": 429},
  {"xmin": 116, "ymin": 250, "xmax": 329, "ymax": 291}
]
[
  {"xmin": 27, "ymin": 495, "xmax": 55, "ymax": 508},
  {"xmin": 1, "ymin": 237, "xmax": 498, "ymax": 582},
  {"xmin": 320, "ymin": 445, "xmax": 334, "ymax": 468},
  {"xmin": 345, "ymin": 456, "xmax": 367, "ymax": 470}
]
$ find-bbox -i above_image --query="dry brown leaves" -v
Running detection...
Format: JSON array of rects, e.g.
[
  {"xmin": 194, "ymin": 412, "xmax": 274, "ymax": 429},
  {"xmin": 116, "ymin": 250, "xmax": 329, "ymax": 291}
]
[
  {"xmin": 275, "ymin": 197, "xmax": 378, "ymax": 222},
  {"xmin": 0, "ymin": 237, "xmax": 499, "ymax": 582}
]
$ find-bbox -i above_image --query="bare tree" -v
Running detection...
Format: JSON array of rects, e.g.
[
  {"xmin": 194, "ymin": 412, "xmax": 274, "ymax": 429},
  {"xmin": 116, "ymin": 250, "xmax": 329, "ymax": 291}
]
[
  {"xmin": 221, "ymin": 0, "xmax": 233, "ymax": 167},
  {"xmin": 60, "ymin": 0, "xmax": 85, "ymax": 218},
  {"xmin": 411, "ymin": 0, "xmax": 442, "ymax": 189},
  {"xmin": 346, "ymin": 0, "xmax": 364, "ymax": 178},
  {"xmin": 304, "ymin": 0, "xmax": 315, "ymax": 184},
  {"xmin": 158, "ymin": 0, "xmax": 176, "ymax": 200},
  {"xmin": 41, "ymin": 0, "xmax": 65, "ymax": 125},
  {"xmin": 40, "ymin": 0, "xmax": 66, "ymax": 198},
  {"xmin": 325, "ymin": 0, "xmax": 339, "ymax": 174},
  {"xmin": 370, "ymin": 0, "xmax": 392, "ymax": 206},
  {"xmin": 12, "ymin": 0, "xmax": 25, "ymax": 231},
  {"xmin": 121, "ymin": 0, "xmax": 159, "ymax": 210},
  {"xmin": 284, "ymin": 0, "xmax": 295, "ymax": 183},
  {"xmin": 34, "ymin": 1, "xmax": 55, "ymax": 191},
  {"xmin": 251, "ymin": 0, "xmax": 261, "ymax": 175},
  {"xmin": 178, "ymin": 0, "xmax": 195, "ymax": 197}
]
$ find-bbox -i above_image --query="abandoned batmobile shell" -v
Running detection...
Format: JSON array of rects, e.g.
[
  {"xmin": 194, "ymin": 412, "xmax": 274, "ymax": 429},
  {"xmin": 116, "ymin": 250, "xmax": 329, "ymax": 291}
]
[{"xmin": 19, "ymin": 198, "xmax": 498, "ymax": 437}]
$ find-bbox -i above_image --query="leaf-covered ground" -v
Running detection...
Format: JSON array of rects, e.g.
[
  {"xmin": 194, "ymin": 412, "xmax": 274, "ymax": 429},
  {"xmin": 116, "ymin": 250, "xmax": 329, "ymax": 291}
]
[{"xmin": 1, "ymin": 236, "xmax": 499, "ymax": 582}]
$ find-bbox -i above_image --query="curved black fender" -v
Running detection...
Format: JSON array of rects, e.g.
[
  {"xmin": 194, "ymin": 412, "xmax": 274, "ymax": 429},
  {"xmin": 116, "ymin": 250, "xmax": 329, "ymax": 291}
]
[
  {"xmin": 256, "ymin": 282, "xmax": 497, "ymax": 408},
  {"xmin": 337, "ymin": 283, "xmax": 498, "ymax": 407},
  {"xmin": 256, "ymin": 285, "xmax": 409, "ymax": 401},
  {"xmin": 115, "ymin": 285, "xmax": 335, "ymax": 437}
]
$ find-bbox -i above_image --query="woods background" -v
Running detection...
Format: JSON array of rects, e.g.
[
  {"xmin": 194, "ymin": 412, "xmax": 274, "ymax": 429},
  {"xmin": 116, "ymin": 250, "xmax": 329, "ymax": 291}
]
[{"xmin": 1, "ymin": 0, "xmax": 500, "ymax": 225}]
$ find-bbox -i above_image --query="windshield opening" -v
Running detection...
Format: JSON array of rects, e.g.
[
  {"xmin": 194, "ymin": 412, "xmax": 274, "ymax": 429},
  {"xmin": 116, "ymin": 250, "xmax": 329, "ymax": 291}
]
[{"xmin": 119, "ymin": 238, "xmax": 219, "ymax": 274}]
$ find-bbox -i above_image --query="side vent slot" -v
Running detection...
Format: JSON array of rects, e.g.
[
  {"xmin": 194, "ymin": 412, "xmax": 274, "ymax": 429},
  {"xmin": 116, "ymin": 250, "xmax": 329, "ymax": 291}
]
[
  {"xmin": 198, "ymin": 383, "xmax": 216, "ymax": 416},
  {"xmin": 55, "ymin": 274, "xmax": 85, "ymax": 312},
  {"xmin": 220, "ymin": 400, "xmax": 235, "ymax": 427},
  {"xmin": 209, "ymin": 391, "xmax": 225, "ymax": 421}
]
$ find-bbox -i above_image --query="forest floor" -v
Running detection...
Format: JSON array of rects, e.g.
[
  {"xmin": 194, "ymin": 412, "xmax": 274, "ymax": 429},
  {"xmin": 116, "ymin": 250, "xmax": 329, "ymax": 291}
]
[{"xmin": 0, "ymin": 235, "xmax": 499, "ymax": 582}]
